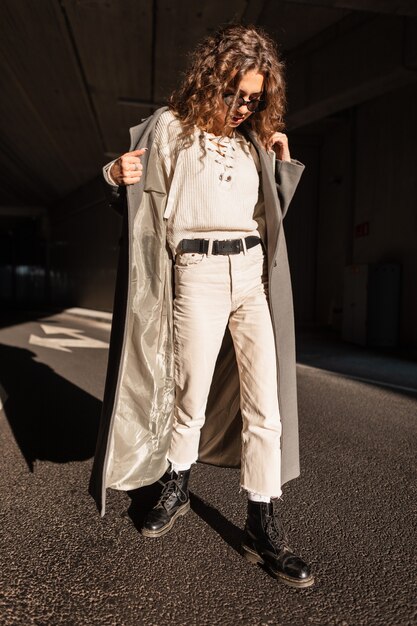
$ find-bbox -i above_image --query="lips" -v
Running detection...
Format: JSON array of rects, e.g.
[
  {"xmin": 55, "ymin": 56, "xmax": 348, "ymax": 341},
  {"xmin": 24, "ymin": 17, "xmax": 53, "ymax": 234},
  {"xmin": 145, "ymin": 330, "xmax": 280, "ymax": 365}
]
[{"xmin": 231, "ymin": 115, "xmax": 244, "ymax": 123}]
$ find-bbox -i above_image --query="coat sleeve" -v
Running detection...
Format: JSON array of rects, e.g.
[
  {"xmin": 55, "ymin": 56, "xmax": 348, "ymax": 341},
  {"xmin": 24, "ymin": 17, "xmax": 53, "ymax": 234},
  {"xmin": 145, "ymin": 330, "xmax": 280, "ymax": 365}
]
[
  {"xmin": 274, "ymin": 158, "xmax": 305, "ymax": 219},
  {"xmin": 102, "ymin": 159, "xmax": 126, "ymax": 217}
]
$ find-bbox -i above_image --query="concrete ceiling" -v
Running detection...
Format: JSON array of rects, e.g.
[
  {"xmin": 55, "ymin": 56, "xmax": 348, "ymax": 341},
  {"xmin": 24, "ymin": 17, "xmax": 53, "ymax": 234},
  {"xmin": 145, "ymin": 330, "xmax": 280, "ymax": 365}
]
[{"xmin": 0, "ymin": 0, "xmax": 415, "ymax": 209}]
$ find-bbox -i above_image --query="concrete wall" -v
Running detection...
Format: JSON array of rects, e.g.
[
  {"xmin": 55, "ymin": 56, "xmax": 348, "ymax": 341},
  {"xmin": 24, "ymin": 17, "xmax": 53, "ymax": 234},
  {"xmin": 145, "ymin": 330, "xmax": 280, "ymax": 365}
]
[
  {"xmin": 353, "ymin": 81, "xmax": 417, "ymax": 347},
  {"xmin": 314, "ymin": 112, "xmax": 355, "ymax": 331},
  {"xmin": 313, "ymin": 81, "xmax": 417, "ymax": 346},
  {"xmin": 285, "ymin": 137, "xmax": 321, "ymax": 328}
]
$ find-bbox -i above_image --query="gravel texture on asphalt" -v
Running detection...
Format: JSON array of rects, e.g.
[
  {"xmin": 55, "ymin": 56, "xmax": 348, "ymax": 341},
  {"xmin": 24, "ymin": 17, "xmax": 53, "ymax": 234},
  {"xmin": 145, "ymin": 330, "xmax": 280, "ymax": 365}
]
[{"xmin": 0, "ymin": 312, "xmax": 415, "ymax": 626}]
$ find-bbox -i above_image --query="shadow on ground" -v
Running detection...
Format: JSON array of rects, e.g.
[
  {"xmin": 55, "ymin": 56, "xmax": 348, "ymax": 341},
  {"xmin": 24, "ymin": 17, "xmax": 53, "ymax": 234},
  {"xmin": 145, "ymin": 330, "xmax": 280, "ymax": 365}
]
[
  {"xmin": 0, "ymin": 342, "xmax": 101, "ymax": 471},
  {"xmin": 127, "ymin": 481, "xmax": 244, "ymax": 554}
]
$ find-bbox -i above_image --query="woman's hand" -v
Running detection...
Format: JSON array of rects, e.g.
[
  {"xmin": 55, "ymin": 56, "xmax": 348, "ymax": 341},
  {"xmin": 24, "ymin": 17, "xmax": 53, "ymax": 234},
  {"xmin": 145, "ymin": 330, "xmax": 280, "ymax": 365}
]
[
  {"xmin": 268, "ymin": 132, "xmax": 291, "ymax": 162},
  {"xmin": 109, "ymin": 148, "xmax": 147, "ymax": 185}
]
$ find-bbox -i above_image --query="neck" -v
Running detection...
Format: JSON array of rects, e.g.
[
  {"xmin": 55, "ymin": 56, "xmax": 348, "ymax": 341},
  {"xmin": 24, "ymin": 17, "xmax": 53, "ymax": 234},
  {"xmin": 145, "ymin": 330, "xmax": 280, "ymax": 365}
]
[
  {"xmin": 212, "ymin": 128, "xmax": 235, "ymax": 138},
  {"xmin": 203, "ymin": 121, "xmax": 235, "ymax": 137}
]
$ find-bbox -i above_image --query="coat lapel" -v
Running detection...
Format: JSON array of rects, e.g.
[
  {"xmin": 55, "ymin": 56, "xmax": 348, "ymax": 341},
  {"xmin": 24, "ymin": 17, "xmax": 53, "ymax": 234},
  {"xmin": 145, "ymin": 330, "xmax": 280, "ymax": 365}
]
[
  {"xmin": 245, "ymin": 129, "xmax": 283, "ymax": 269},
  {"xmin": 126, "ymin": 107, "xmax": 169, "ymax": 222}
]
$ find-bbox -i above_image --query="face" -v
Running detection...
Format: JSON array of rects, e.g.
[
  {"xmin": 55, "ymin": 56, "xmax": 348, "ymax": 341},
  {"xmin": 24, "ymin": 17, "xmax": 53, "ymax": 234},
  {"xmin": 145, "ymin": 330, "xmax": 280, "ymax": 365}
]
[{"xmin": 215, "ymin": 69, "xmax": 264, "ymax": 133}]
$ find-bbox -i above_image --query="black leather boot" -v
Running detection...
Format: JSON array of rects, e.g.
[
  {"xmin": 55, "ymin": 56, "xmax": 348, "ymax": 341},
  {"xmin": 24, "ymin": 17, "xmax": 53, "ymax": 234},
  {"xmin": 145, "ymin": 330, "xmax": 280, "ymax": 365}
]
[
  {"xmin": 241, "ymin": 500, "xmax": 315, "ymax": 588},
  {"xmin": 141, "ymin": 468, "xmax": 191, "ymax": 538}
]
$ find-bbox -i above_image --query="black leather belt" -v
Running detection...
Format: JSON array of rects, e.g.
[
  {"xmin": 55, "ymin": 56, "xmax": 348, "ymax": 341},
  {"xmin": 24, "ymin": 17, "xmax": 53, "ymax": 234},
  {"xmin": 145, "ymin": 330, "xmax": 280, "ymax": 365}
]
[{"xmin": 179, "ymin": 236, "xmax": 261, "ymax": 255}]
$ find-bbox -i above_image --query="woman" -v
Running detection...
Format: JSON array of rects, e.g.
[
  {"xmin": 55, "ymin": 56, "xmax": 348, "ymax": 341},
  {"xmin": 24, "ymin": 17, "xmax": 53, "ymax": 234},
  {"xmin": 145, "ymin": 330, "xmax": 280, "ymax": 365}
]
[{"xmin": 90, "ymin": 24, "xmax": 314, "ymax": 588}]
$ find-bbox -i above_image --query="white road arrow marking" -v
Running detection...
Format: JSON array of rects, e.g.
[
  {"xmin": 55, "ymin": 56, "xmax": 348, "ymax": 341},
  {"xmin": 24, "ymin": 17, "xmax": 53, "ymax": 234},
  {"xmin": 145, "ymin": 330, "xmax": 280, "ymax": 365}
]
[{"xmin": 29, "ymin": 324, "xmax": 109, "ymax": 353}]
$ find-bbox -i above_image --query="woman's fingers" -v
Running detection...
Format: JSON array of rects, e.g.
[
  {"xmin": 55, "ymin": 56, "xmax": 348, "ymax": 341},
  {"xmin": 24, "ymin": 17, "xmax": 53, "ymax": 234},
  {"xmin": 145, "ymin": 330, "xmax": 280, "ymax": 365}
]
[
  {"xmin": 111, "ymin": 149, "xmax": 147, "ymax": 185},
  {"xmin": 268, "ymin": 131, "xmax": 287, "ymax": 148},
  {"xmin": 130, "ymin": 148, "xmax": 147, "ymax": 157},
  {"xmin": 268, "ymin": 132, "xmax": 291, "ymax": 161},
  {"xmin": 121, "ymin": 155, "xmax": 143, "ymax": 173},
  {"xmin": 122, "ymin": 175, "xmax": 141, "ymax": 185},
  {"xmin": 125, "ymin": 161, "xmax": 142, "ymax": 173}
]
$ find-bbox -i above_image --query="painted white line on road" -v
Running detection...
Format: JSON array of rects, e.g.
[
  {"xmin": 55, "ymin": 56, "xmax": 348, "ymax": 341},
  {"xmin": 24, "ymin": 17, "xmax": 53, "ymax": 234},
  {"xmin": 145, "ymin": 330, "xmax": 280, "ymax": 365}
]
[
  {"xmin": 297, "ymin": 363, "xmax": 417, "ymax": 394},
  {"xmin": 60, "ymin": 314, "xmax": 112, "ymax": 332},
  {"xmin": 64, "ymin": 307, "xmax": 112, "ymax": 321},
  {"xmin": 29, "ymin": 324, "xmax": 109, "ymax": 353}
]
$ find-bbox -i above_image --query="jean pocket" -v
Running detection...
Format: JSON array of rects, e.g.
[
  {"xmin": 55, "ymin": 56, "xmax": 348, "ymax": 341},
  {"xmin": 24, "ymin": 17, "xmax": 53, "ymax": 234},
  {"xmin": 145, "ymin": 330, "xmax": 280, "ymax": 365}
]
[{"xmin": 175, "ymin": 252, "xmax": 206, "ymax": 269}]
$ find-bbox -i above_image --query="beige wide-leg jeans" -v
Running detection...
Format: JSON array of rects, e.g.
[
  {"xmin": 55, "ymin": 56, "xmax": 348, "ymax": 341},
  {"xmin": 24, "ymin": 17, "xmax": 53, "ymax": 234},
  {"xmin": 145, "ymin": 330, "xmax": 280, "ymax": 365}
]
[{"xmin": 169, "ymin": 241, "xmax": 282, "ymax": 498}]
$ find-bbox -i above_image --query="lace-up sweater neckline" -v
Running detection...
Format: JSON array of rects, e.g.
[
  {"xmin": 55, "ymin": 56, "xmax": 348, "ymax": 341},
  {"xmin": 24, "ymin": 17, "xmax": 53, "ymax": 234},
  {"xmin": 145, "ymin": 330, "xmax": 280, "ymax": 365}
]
[{"xmin": 154, "ymin": 110, "xmax": 261, "ymax": 255}]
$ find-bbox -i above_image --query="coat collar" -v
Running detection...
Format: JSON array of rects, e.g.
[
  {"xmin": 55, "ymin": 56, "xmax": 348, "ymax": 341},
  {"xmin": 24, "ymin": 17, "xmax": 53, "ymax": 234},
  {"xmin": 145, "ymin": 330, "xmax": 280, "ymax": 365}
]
[{"xmin": 243, "ymin": 126, "xmax": 283, "ymax": 268}]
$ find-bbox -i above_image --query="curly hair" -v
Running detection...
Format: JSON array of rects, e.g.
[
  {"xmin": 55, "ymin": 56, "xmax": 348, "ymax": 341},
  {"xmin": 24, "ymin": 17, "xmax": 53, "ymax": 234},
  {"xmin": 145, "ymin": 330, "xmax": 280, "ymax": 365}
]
[{"xmin": 168, "ymin": 24, "xmax": 287, "ymax": 150}]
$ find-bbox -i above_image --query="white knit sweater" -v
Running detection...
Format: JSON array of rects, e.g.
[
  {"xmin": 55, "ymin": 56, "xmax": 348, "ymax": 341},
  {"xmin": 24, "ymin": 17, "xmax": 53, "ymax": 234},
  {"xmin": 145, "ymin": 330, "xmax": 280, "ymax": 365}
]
[{"xmin": 154, "ymin": 110, "xmax": 262, "ymax": 254}]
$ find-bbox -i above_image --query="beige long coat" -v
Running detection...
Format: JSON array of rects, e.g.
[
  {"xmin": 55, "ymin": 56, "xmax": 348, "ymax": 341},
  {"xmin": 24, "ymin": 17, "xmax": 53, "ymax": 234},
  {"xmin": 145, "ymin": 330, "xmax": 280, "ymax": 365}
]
[{"xmin": 89, "ymin": 106, "xmax": 305, "ymax": 515}]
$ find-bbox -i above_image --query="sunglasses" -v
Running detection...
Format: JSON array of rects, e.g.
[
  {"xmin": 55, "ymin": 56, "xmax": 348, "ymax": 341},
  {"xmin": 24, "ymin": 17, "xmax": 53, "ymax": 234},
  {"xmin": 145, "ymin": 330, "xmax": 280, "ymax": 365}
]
[{"xmin": 223, "ymin": 93, "xmax": 267, "ymax": 113}]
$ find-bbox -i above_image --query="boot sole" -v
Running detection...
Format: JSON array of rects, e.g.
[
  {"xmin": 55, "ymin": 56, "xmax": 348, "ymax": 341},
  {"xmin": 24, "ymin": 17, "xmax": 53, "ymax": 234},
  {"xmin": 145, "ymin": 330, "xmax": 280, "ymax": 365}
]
[
  {"xmin": 141, "ymin": 500, "xmax": 190, "ymax": 538},
  {"xmin": 241, "ymin": 543, "xmax": 315, "ymax": 589}
]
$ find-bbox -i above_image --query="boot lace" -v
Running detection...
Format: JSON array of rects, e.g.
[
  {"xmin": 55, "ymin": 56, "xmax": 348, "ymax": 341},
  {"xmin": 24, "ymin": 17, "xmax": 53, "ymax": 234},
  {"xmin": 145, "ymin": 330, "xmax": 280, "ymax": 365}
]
[
  {"xmin": 157, "ymin": 476, "xmax": 188, "ymax": 511},
  {"xmin": 265, "ymin": 503, "xmax": 290, "ymax": 549}
]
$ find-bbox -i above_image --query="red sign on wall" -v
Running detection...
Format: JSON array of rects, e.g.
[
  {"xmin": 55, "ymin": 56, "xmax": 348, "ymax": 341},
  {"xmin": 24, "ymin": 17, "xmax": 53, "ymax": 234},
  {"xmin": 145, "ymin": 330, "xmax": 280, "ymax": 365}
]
[{"xmin": 355, "ymin": 222, "xmax": 370, "ymax": 237}]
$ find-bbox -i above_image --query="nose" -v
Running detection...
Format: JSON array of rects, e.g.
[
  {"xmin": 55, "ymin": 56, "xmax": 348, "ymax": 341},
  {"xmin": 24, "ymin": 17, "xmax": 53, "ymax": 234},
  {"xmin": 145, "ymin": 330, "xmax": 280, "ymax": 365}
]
[{"xmin": 236, "ymin": 100, "xmax": 250, "ymax": 113}]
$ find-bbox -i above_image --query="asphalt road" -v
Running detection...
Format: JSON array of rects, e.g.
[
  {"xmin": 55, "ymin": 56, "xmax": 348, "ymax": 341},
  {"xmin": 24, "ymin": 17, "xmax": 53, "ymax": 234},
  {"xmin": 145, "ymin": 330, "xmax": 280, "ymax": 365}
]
[{"xmin": 0, "ymin": 309, "xmax": 416, "ymax": 626}]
